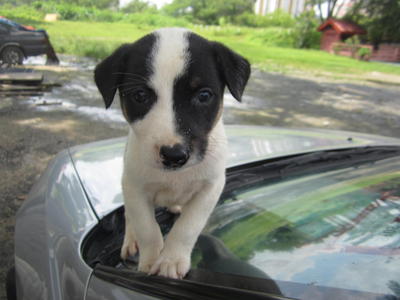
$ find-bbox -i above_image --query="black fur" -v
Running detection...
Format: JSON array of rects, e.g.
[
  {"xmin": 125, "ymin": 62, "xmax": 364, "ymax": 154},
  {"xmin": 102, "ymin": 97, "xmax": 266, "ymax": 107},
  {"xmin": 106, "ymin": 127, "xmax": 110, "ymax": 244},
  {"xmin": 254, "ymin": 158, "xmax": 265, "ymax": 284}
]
[
  {"xmin": 94, "ymin": 33, "xmax": 157, "ymax": 123},
  {"xmin": 172, "ymin": 32, "xmax": 250, "ymax": 159}
]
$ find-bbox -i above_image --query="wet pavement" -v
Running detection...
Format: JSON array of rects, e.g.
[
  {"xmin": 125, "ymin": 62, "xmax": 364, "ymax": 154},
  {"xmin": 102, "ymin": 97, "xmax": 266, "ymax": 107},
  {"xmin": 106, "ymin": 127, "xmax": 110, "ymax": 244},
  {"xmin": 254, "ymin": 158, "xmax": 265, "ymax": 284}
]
[{"xmin": 1, "ymin": 55, "xmax": 400, "ymax": 299}]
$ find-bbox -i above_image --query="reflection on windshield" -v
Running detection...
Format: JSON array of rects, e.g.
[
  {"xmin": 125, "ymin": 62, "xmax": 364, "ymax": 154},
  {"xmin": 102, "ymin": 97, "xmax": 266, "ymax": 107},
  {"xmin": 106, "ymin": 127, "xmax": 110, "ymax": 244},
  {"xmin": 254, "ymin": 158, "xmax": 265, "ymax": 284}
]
[{"xmin": 201, "ymin": 156, "xmax": 400, "ymax": 298}]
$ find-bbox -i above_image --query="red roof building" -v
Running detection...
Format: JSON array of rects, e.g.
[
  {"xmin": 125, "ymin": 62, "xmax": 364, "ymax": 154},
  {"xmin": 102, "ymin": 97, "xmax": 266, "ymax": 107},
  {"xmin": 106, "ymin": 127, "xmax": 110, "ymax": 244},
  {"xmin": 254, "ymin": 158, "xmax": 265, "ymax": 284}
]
[{"xmin": 317, "ymin": 18, "xmax": 366, "ymax": 52}]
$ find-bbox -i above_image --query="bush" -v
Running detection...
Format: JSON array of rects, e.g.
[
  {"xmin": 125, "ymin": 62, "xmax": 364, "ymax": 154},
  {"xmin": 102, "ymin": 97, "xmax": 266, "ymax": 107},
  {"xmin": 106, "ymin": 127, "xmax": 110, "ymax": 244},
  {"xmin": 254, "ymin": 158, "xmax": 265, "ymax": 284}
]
[
  {"xmin": 293, "ymin": 11, "xmax": 321, "ymax": 49},
  {"xmin": 0, "ymin": 2, "xmax": 190, "ymax": 27},
  {"xmin": 357, "ymin": 47, "xmax": 371, "ymax": 61},
  {"xmin": 233, "ymin": 13, "xmax": 269, "ymax": 27},
  {"xmin": 234, "ymin": 10, "xmax": 296, "ymax": 28},
  {"xmin": 0, "ymin": 4, "xmax": 44, "ymax": 24},
  {"xmin": 250, "ymin": 27, "xmax": 296, "ymax": 48},
  {"xmin": 123, "ymin": 12, "xmax": 189, "ymax": 27}
]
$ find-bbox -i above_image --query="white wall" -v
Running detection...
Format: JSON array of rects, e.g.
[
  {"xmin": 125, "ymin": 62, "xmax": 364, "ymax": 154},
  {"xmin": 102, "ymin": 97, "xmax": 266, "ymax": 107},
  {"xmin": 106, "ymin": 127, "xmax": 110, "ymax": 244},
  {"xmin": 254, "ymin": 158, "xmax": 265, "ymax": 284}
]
[{"xmin": 255, "ymin": 0, "xmax": 306, "ymax": 16}]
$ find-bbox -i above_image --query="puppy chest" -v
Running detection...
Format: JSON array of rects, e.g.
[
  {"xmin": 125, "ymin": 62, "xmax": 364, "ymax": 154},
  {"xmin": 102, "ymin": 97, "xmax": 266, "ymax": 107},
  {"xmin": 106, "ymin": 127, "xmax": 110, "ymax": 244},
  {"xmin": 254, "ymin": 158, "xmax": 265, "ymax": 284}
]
[{"xmin": 150, "ymin": 181, "xmax": 204, "ymax": 208}]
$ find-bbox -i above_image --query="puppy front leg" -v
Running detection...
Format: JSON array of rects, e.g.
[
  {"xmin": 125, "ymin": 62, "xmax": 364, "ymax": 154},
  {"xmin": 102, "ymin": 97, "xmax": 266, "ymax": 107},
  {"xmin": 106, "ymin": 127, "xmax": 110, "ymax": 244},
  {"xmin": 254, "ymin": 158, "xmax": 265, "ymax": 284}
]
[
  {"xmin": 123, "ymin": 185, "xmax": 164, "ymax": 273},
  {"xmin": 121, "ymin": 212, "xmax": 138, "ymax": 260},
  {"xmin": 150, "ymin": 178, "xmax": 225, "ymax": 279}
]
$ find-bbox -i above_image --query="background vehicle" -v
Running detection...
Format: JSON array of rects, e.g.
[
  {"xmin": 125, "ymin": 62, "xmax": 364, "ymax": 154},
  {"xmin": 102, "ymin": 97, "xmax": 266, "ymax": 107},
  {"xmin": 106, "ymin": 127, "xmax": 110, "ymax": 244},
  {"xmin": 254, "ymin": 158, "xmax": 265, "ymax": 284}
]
[
  {"xmin": 0, "ymin": 17, "xmax": 58, "ymax": 65},
  {"xmin": 7, "ymin": 126, "xmax": 400, "ymax": 299}
]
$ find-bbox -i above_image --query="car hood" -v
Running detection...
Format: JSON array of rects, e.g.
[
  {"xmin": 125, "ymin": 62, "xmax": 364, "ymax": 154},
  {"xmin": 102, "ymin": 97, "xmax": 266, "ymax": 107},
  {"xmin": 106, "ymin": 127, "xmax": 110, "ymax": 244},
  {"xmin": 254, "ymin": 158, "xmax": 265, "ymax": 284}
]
[{"xmin": 68, "ymin": 126, "xmax": 400, "ymax": 218}]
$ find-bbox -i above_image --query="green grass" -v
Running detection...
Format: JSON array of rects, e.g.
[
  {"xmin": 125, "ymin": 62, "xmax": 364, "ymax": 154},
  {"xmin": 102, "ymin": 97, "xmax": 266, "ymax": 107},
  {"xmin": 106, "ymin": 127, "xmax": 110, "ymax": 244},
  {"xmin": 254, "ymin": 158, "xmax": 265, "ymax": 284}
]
[
  {"xmin": 36, "ymin": 21, "xmax": 400, "ymax": 78},
  {"xmin": 211, "ymin": 37, "xmax": 400, "ymax": 76},
  {"xmin": 41, "ymin": 21, "xmax": 151, "ymax": 58}
]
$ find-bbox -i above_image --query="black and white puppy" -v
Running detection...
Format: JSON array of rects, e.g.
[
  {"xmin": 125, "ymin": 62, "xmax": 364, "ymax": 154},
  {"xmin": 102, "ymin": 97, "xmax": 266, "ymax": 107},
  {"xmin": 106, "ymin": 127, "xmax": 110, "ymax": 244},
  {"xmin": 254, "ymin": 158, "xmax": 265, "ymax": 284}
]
[{"xmin": 94, "ymin": 28, "xmax": 250, "ymax": 279}]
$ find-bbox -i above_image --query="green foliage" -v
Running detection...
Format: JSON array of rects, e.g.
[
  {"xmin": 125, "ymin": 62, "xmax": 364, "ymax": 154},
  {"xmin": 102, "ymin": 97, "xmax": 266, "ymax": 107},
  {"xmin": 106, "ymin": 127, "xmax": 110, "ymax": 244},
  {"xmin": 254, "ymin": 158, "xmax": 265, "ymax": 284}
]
[
  {"xmin": 356, "ymin": 47, "xmax": 371, "ymax": 60},
  {"xmin": 1, "ymin": 2, "xmax": 190, "ymax": 26},
  {"xmin": 250, "ymin": 27, "xmax": 296, "ymax": 48},
  {"xmin": 3, "ymin": 1, "xmax": 400, "ymax": 78},
  {"xmin": 123, "ymin": 12, "xmax": 189, "ymax": 27},
  {"xmin": 31, "ymin": 2, "xmax": 123, "ymax": 21},
  {"xmin": 3, "ymin": 0, "xmax": 118, "ymax": 9},
  {"xmin": 234, "ymin": 10, "xmax": 295, "ymax": 28},
  {"xmin": 163, "ymin": 0, "xmax": 255, "ymax": 25},
  {"xmin": 0, "ymin": 4, "xmax": 44, "ymax": 24},
  {"xmin": 244, "ymin": 11, "xmax": 320, "ymax": 49},
  {"xmin": 345, "ymin": 0, "xmax": 400, "ymax": 45},
  {"xmin": 293, "ymin": 11, "xmax": 321, "ymax": 49},
  {"xmin": 121, "ymin": 0, "xmax": 157, "ymax": 13}
]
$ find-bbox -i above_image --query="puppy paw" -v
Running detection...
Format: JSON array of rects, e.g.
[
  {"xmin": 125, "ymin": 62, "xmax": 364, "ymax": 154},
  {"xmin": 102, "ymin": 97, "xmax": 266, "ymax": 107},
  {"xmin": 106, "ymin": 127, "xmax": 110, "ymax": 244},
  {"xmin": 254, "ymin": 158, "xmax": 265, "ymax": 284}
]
[
  {"xmin": 168, "ymin": 205, "xmax": 182, "ymax": 214},
  {"xmin": 138, "ymin": 246, "xmax": 163, "ymax": 273},
  {"xmin": 149, "ymin": 251, "xmax": 190, "ymax": 279},
  {"xmin": 120, "ymin": 229, "xmax": 138, "ymax": 260}
]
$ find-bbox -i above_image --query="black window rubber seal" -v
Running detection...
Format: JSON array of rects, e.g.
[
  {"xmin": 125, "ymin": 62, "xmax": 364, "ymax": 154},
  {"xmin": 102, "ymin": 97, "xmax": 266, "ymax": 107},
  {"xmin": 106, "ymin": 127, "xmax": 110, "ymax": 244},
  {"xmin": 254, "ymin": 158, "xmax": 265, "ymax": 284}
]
[
  {"xmin": 221, "ymin": 146, "xmax": 400, "ymax": 200},
  {"xmin": 93, "ymin": 264, "xmax": 295, "ymax": 300}
]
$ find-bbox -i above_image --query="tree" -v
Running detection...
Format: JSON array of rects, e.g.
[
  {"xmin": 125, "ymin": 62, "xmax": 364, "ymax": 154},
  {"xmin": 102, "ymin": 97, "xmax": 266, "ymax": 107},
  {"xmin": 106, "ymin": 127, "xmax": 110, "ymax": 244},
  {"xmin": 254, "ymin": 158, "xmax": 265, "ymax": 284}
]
[
  {"xmin": 307, "ymin": 0, "xmax": 340, "ymax": 22},
  {"xmin": 163, "ymin": 0, "xmax": 255, "ymax": 25},
  {"xmin": 121, "ymin": 0, "xmax": 157, "ymax": 13},
  {"xmin": 345, "ymin": 0, "xmax": 400, "ymax": 45},
  {"xmin": 2, "ymin": 0, "xmax": 119, "ymax": 9},
  {"xmin": 75, "ymin": 0, "xmax": 118, "ymax": 9},
  {"xmin": 294, "ymin": 10, "xmax": 321, "ymax": 49}
]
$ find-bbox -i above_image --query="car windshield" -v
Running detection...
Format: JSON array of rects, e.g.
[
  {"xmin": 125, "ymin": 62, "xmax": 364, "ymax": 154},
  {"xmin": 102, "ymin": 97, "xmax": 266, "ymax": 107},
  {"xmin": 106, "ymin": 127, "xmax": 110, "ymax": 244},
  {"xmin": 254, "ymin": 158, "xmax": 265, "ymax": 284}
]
[
  {"xmin": 196, "ymin": 155, "xmax": 400, "ymax": 299},
  {"xmin": 0, "ymin": 17, "xmax": 31, "ymax": 31},
  {"xmin": 85, "ymin": 148, "xmax": 400, "ymax": 299}
]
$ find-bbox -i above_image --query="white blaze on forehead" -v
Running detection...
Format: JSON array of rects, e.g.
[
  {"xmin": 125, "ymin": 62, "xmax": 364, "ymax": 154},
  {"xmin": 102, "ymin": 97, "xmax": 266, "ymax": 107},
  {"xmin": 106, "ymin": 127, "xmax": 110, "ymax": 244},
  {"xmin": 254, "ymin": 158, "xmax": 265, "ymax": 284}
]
[
  {"xmin": 146, "ymin": 28, "xmax": 190, "ymax": 146},
  {"xmin": 151, "ymin": 28, "xmax": 190, "ymax": 89}
]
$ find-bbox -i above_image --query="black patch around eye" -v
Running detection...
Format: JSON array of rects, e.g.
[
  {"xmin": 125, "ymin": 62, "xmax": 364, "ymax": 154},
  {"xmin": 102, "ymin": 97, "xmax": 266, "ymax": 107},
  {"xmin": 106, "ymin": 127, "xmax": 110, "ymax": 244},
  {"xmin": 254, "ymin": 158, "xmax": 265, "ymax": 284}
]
[
  {"xmin": 195, "ymin": 88, "xmax": 214, "ymax": 105},
  {"xmin": 123, "ymin": 88, "xmax": 151, "ymax": 104},
  {"xmin": 116, "ymin": 33, "xmax": 157, "ymax": 123},
  {"xmin": 172, "ymin": 32, "xmax": 225, "ymax": 160},
  {"xmin": 120, "ymin": 87, "xmax": 156, "ymax": 122}
]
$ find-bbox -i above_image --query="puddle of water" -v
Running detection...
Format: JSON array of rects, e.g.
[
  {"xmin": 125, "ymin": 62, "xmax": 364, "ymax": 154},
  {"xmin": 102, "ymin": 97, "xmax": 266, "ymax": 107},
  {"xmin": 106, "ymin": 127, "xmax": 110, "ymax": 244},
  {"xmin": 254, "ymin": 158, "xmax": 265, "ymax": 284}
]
[
  {"xmin": 22, "ymin": 55, "xmax": 265, "ymax": 128},
  {"xmin": 24, "ymin": 54, "xmax": 97, "ymax": 70},
  {"xmin": 77, "ymin": 106, "xmax": 125, "ymax": 124},
  {"xmin": 17, "ymin": 55, "xmax": 400, "ymax": 138}
]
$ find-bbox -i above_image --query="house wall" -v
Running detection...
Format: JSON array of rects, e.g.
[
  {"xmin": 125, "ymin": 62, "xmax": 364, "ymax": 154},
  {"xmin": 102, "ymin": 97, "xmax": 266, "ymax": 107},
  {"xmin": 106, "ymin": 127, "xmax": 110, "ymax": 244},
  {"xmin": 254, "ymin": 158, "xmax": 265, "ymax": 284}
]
[
  {"xmin": 320, "ymin": 28, "xmax": 342, "ymax": 52},
  {"xmin": 328, "ymin": 43, "xmax": 400, "ymax": 62},
  {"xmin": 370, "ymin": 44, "xmax": 400, "ymax": 62}
]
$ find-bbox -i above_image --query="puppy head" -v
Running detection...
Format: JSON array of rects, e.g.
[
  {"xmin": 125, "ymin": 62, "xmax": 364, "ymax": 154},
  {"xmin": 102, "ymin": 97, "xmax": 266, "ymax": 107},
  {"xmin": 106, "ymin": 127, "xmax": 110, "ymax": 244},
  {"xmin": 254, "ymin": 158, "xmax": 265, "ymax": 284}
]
[{"xmin": 95, "ymin": 28, "xmax": 250, "ymax": 170}]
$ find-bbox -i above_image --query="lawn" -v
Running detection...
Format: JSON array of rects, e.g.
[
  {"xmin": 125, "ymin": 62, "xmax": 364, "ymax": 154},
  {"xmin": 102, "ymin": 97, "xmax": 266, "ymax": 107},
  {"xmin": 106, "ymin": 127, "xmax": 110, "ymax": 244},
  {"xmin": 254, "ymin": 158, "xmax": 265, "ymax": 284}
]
[{"xmin": 39, "ymin": 21, "xmax": 400, "ymax": 80}]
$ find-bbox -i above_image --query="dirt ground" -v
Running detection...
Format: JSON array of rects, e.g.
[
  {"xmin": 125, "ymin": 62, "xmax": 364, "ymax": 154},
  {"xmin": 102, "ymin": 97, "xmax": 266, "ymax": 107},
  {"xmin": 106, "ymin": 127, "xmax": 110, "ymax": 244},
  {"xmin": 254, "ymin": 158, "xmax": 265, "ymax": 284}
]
[{"xmin": 1, "ymin": 62, "xmax": 400, "ymax": 299}]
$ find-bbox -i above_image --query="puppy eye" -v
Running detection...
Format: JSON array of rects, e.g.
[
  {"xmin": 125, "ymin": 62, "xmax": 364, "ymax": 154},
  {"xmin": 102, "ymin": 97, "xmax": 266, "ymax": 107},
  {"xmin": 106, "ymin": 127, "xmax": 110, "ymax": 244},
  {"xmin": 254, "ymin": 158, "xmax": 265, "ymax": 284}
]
[
  {"xmin": 132, "ymin": 89, "xmax": 148, "ymax": 104},
  {"xmin": 196, "ymin": 89, "xmax": 213, "ymax": 104}
]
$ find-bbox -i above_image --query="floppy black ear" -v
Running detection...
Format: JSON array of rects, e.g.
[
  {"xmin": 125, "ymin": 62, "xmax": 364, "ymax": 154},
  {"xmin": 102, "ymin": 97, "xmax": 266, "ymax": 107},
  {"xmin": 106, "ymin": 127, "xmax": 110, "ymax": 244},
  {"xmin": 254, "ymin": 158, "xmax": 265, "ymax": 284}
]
[
  {"xmin": 94, "ymin": 44, "xmax": 129, "ymax": 109},
  {"xmin": 213, "ymin": 42, "xmax": 251, "ymax": 102}
]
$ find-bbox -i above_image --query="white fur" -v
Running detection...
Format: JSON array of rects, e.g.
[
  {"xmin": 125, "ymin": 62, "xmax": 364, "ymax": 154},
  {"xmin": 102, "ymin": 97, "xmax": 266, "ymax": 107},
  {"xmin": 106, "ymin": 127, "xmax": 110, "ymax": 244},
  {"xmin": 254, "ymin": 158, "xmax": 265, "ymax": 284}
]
[{"xmin": 120, "ymin": 28, "xmax": 227, "ymax": 279}]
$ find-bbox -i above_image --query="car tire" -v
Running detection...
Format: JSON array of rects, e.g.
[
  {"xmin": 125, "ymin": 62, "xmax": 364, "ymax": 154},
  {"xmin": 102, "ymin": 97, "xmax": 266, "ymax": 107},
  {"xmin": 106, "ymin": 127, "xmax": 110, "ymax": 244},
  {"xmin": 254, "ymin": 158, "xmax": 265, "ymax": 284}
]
[
  {"xmin": 6, "ymin": 266, "xmax": 17, "ymax": 300},
  {"xmin": 1, "ymin": 46, "xmax": 24, "ymax": 65}
]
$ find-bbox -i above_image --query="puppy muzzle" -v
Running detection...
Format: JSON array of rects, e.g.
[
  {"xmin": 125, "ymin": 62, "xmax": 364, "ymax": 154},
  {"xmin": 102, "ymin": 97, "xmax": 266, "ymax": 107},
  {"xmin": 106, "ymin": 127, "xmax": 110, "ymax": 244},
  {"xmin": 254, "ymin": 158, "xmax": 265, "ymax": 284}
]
[{"xmin": 160, "ymin": 144, "xmax": 190, "ymax": 169}]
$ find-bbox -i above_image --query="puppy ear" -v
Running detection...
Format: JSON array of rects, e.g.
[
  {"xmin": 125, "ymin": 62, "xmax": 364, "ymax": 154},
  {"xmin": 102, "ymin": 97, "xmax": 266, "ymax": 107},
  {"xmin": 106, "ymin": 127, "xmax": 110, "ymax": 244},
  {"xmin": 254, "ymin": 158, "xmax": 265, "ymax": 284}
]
[
  {"xmin": 213, "ymin": 42, "xmax": 251, "ymax": 102},
  {"xmin": 94, "ymin": 44, "xmax": 129, "ymax": 109}
]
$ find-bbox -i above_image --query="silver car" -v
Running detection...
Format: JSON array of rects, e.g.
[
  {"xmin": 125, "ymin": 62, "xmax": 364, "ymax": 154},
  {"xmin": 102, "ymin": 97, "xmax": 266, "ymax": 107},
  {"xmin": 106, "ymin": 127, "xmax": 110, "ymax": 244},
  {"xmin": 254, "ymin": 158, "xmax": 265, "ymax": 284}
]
[{"xmin": 8, "ymin": 125, "xmax": 400, "ymax": 299}]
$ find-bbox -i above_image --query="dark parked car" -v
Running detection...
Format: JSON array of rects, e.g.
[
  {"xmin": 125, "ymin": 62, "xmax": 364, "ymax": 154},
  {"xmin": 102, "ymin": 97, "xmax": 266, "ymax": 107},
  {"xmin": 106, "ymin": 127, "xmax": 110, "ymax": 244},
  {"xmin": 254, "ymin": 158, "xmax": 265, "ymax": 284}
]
[
  {"xmin": 0, "ymin": 17, "xmax": 56, "ymax": 65},
  {"xmin": 7, "ymin": 126, "xmax": 400, "ymax": 299}
]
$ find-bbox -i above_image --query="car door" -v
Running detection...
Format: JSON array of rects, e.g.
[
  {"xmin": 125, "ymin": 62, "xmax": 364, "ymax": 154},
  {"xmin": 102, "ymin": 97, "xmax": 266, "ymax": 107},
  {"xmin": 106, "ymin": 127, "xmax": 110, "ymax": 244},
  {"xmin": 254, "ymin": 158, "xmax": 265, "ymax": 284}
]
[
  {"xmin": 9, "ymin": 26, "xmax": 48, "ymax": 56},
  {"xmin": 0, "ymin": 23, "xmax": 11, "ymax": 47},
  {"xmin": 85, "ymin": 273, "xmax": 159, "ymax": 300}
]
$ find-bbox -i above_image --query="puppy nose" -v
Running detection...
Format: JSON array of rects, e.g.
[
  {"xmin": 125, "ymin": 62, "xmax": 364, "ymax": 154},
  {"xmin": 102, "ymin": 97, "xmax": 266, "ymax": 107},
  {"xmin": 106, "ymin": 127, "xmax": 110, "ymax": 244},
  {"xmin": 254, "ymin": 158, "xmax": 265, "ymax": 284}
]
[{"xmin": 160, "ymin": 144, "xmax": 189, "ymax": 168}]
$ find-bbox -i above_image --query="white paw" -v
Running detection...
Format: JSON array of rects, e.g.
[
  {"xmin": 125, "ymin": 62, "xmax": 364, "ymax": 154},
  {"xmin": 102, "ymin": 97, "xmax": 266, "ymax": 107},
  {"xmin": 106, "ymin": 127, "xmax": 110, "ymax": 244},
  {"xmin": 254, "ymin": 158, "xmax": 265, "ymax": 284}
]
[
  {"xmin": 120, "ymin": 228, "xmax": 138, "ymax": 260},
  {"xmin": 168, "ymin": 205, "xmax": 182, "ymax": 214},
  {"xmin": 137, "ymin": 245, "xmax": 163, "ymax": 273},
  {"xmin": 149, "ymin": 250, "xmax": 190, "ymax": 279}
]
